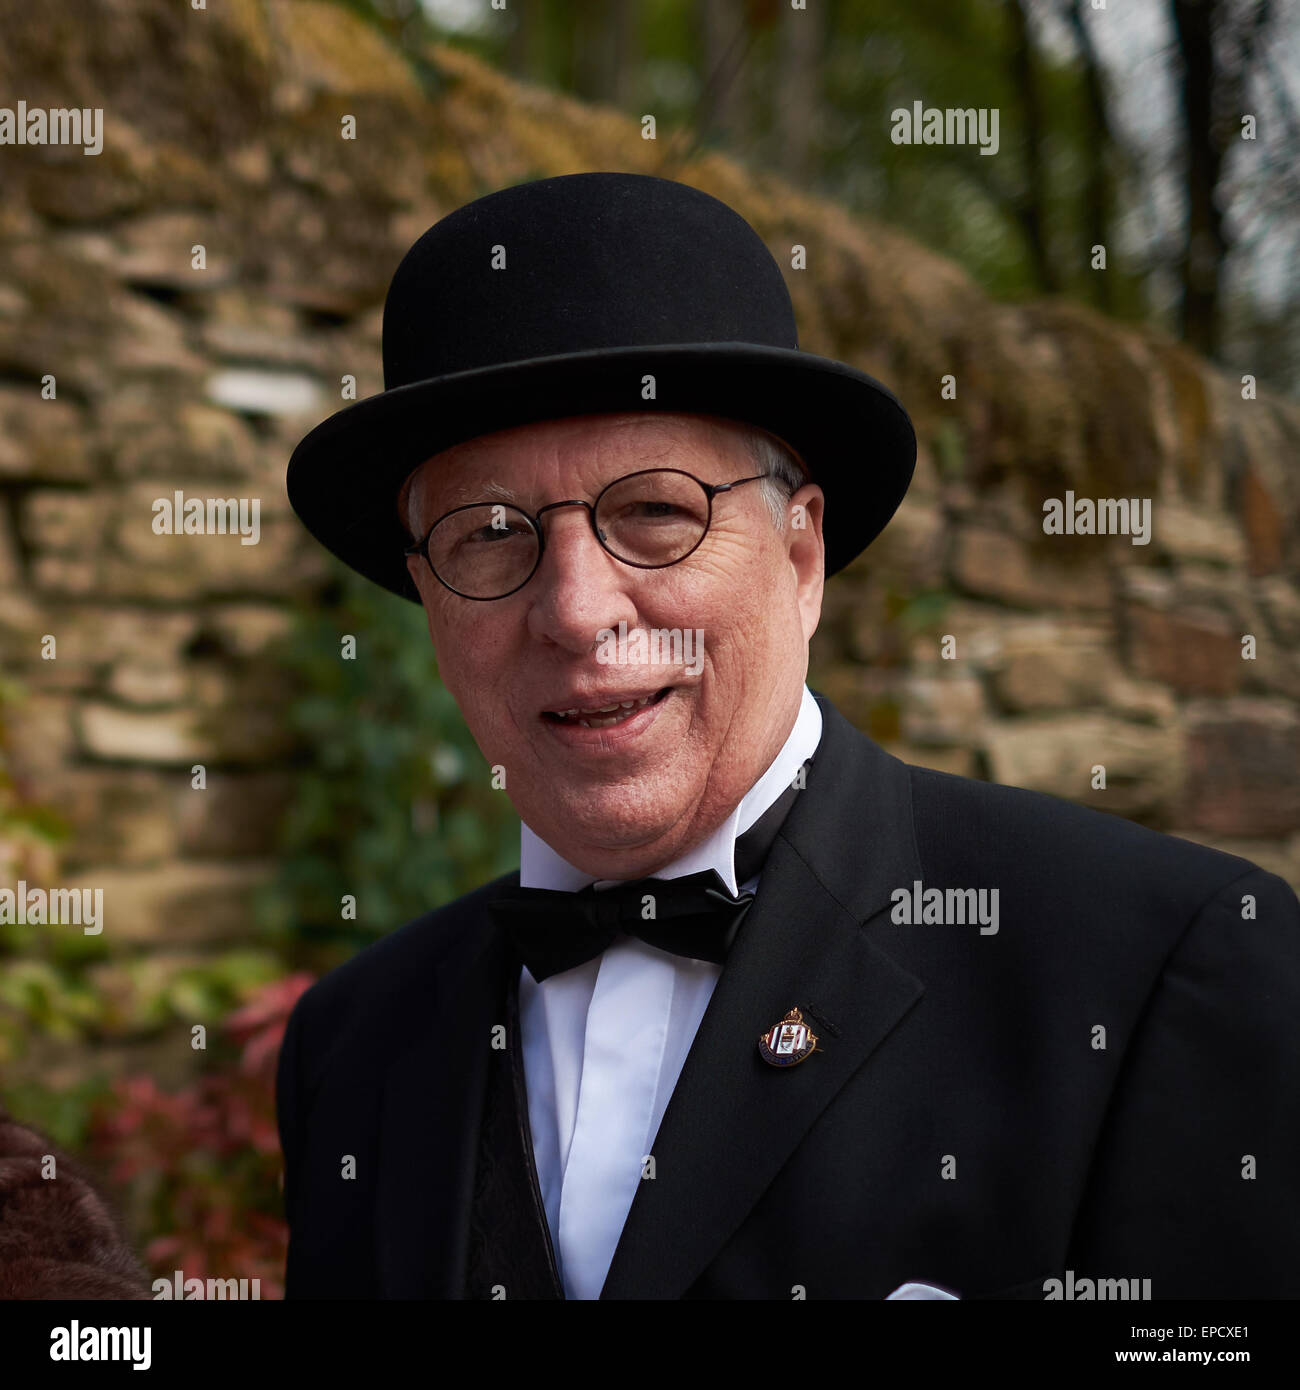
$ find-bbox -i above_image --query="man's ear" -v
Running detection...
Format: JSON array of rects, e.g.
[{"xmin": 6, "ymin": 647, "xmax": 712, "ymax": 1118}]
[{"xmin": 785, "ymin": 482, "xmax": 825, "ymax": 642}]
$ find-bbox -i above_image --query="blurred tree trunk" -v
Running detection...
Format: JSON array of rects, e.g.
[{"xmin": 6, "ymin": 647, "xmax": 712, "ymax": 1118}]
[
  {"xmin": 571, "ymin": 0, "xmax": 635, "ymax": 106},
  {"xmin": 1067, "ymin": 0, "xmax": 1118, "ymax": 312},
  {"xmin": 1008, "ymin": 0, "xmax": 1058, "ymax": 292},
  {"xmin": 1171, "ymin": 0, "xmax": 1228, "ymax": 356},
  {"xmin": 776, "ymin": 0, "xmax": 824, "ymax": 182},
  {"xmin": 698, "ymin": 0, "xmax": 752, "ymax": 151},
  {"xmin": 504, "ymin": 0, "xmax": 542, "ymax": 83},
  {"xmin": 605, "ymin": 0, "xmax": 636, "ymax": 104}
]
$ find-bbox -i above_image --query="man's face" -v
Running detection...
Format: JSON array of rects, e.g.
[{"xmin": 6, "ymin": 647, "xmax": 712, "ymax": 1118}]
[{"xmin": 402, "ymin": 412, "xmax": 825, "ymax": 879}]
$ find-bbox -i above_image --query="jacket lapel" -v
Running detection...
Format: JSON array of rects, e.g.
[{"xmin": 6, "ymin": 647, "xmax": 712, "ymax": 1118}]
[
  {"xmin": 599, "ymin": 696, "xmax": 926, "ymax": 1299},
  {"xmin": 375, "ymin": 915, "xmax": 511, "ymax": 1298}
]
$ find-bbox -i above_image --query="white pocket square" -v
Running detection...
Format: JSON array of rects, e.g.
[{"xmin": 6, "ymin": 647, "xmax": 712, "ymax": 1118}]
[{"xmin": 886, "ymin": 1281, "xmax": 960, "ymax": 1300}]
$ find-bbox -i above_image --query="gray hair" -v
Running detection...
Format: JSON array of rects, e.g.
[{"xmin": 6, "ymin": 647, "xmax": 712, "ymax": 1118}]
[{"xmin": 735, "ymin": 424, "xmax": 809, "ymax": 530}]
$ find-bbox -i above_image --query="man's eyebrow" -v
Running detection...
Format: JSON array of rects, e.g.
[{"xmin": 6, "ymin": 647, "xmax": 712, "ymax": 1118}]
[
  {"xmin": 419, "ymin": 476, "xmax": 519, "ymax": 517},
  {"xmin": 440, "ymin": 478, "xmax": 520, "ymax": 510}
]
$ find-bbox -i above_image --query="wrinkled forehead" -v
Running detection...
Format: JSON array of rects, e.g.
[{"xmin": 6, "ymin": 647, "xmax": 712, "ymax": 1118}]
[{"xmin": 397, "ymin": 412, "xmax": 752, "ymax": 526}]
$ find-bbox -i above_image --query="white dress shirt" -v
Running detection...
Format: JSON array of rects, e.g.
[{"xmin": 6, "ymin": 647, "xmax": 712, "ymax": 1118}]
[{"xmin": 516, "ymin": 683, "xmax": 824, "ymax": 1299}]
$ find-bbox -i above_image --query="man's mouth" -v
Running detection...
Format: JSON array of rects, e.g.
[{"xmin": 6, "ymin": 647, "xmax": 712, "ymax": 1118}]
[{"xmin": 541, "ymin": 687, "xmax": 672, "ymax": 729}]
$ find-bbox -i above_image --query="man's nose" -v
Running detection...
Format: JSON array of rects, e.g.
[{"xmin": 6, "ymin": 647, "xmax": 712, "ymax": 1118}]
[{"xmin": 525, "ymin": 504, "xmax": 634, "ymax": 646}]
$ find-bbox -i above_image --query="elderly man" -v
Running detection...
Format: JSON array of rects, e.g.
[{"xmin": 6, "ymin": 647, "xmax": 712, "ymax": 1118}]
[{"xmin": 280, "ymin": 172, "xmax": 1300, "ymax": 1301}]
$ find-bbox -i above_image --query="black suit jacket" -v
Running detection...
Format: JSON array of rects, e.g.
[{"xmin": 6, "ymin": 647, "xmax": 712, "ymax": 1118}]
[{"xmin": 276, "ymin": 693, "xmax": 1300, "ymax": 1299}]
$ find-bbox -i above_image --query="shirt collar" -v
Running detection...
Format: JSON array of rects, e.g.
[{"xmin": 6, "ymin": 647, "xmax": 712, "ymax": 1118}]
[{"xmin": 519, "ymin": 683, "xmax": 824, "ymax": 895}]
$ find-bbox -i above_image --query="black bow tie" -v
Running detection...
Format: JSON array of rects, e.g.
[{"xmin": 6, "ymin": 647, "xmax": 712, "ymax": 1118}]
[{"xmin": 488, "ymin": 763, "xmax": 808, "ymax": 983}]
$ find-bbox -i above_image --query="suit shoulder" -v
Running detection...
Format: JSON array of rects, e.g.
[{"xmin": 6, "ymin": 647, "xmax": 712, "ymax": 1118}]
[
  {"xmin": 288, "ymin": 870, "xmax": 516, "ymax": 1030},
  {"xmin": 903, "ymin": 761, "xmax": 1264, "ymax": 908}
]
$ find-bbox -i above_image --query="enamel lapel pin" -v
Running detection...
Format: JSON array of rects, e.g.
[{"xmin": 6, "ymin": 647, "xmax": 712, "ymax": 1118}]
[{"xmin": 759, "ymin": 1007, "xmax": 820, "ymax": 1067}]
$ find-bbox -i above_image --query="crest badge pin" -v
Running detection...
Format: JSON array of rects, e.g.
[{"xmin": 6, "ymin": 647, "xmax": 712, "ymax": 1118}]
[{"xmin": 758, "ymin": 1007, "xmax": 819, "ymax": 1067}]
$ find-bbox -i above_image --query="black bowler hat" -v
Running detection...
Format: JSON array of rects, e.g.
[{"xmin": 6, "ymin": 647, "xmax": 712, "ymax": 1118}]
[{"xmin": 286, "ymin": 171, "xmax": 916, "ymax": 603}]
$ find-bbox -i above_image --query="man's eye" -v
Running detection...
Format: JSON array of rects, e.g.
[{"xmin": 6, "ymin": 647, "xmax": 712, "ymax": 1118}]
[
  {"xmin": 467, "ymin": 523, "xmax": 529, "ymax": 543},
  {"xmin": 620, "ymin": 500, "xmax": 683, "ymax": 520}
]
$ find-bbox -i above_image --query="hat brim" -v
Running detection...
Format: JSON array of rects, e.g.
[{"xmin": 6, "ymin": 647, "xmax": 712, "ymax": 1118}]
[{"xmin": 286, "ymin": 343, "xmax": 916, "ymax": 603}]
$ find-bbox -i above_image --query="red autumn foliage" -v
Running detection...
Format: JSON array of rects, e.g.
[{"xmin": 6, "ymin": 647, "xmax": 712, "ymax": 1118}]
[{"xmin": 87, "ymin": 972, "xmax": 315, "ymax": 1300}]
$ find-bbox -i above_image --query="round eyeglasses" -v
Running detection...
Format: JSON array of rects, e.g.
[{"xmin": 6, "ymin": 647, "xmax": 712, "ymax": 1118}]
[{"xmin": 403, "ymin": 467, "xmax": 771, "ymax": 600}]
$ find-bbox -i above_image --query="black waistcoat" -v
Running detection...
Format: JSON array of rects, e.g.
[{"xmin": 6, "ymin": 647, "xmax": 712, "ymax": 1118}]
[{"xmin": 462, "ymin": 942, "xmax": 565, "ymax": 1299}]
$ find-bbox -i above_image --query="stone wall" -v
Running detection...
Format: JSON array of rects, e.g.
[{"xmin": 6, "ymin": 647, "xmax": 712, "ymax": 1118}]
[{"xmin": 1, "ymin": 0, "xmax": 1297, "ymax": 1047}]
